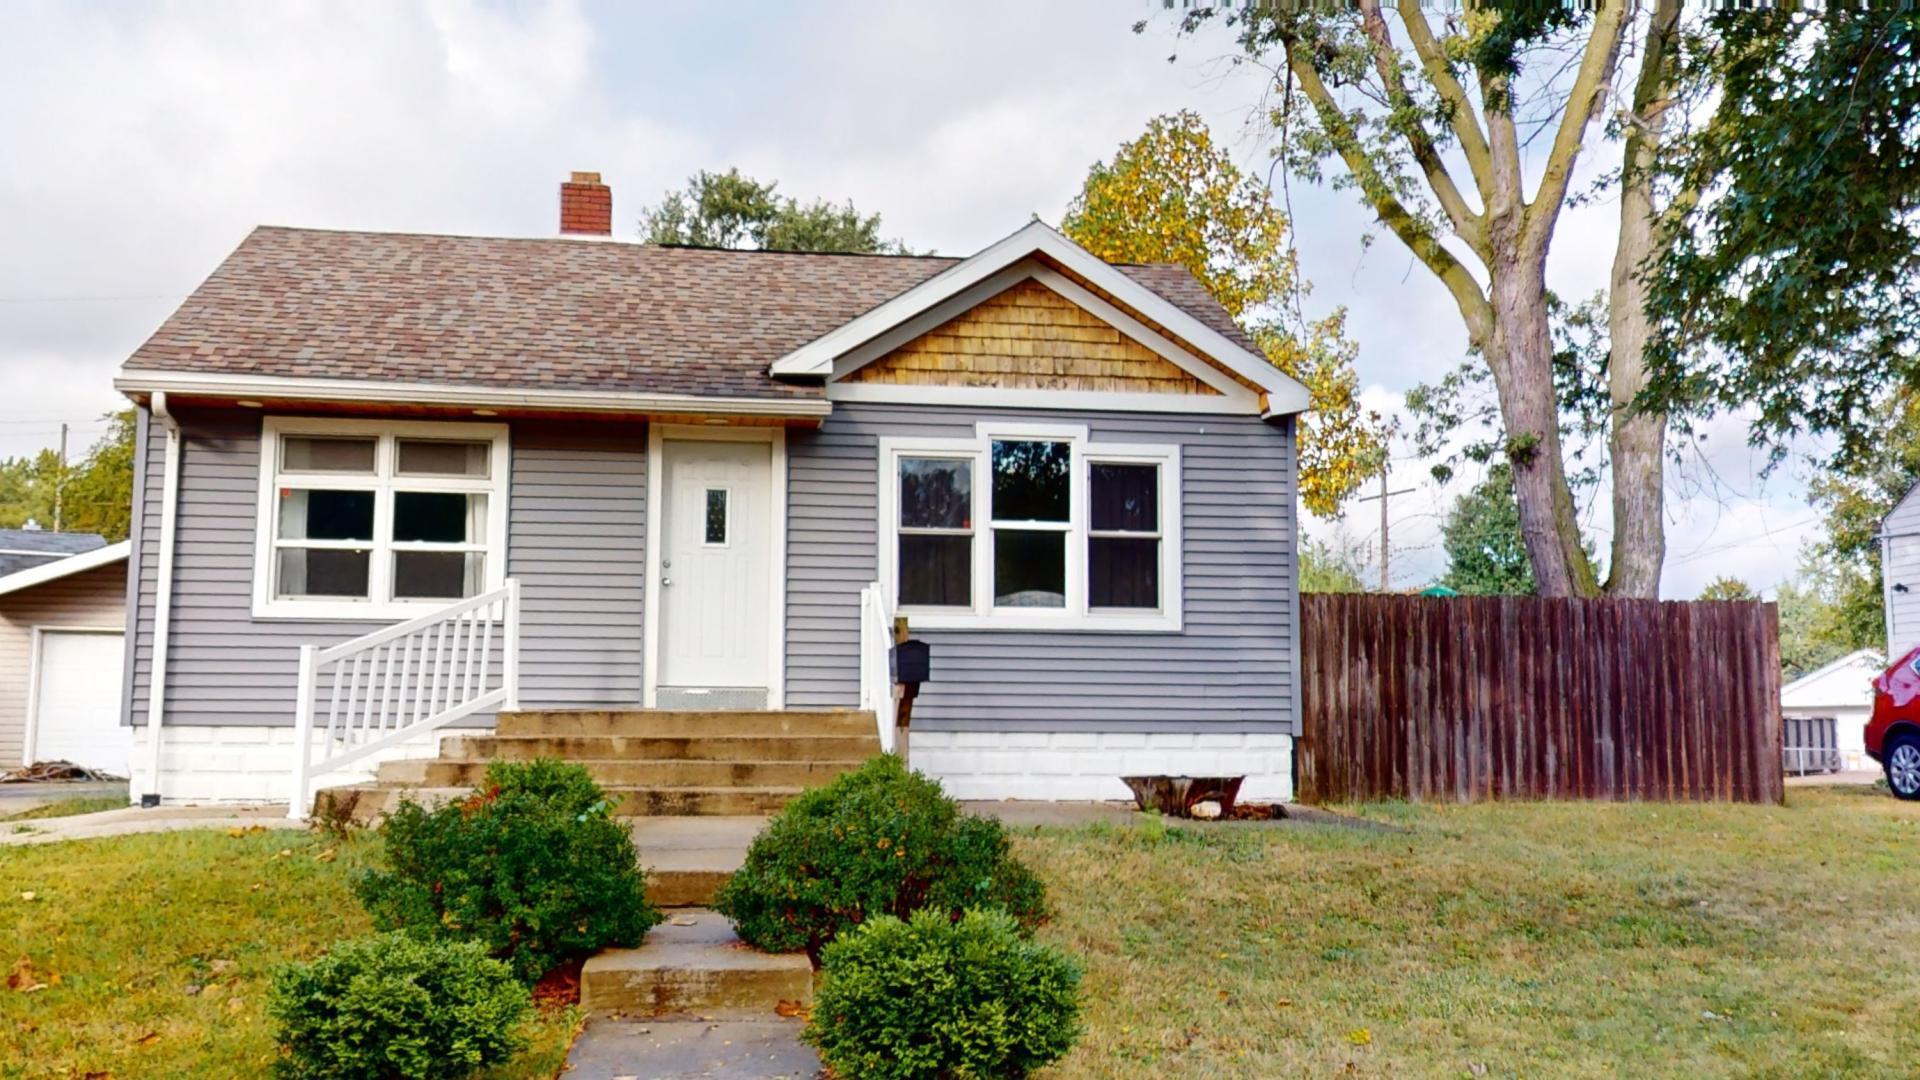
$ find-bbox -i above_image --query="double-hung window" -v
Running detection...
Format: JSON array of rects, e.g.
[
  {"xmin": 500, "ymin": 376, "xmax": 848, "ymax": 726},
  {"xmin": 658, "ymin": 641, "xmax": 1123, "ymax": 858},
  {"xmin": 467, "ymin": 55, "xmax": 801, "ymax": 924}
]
[
  {"xmin": 882, "ymin": 424, "xmax": 1181, "ymax": 631},
  {"xmin": 254, "ymin": 418, "xmax": 509, "ymax": 619}
]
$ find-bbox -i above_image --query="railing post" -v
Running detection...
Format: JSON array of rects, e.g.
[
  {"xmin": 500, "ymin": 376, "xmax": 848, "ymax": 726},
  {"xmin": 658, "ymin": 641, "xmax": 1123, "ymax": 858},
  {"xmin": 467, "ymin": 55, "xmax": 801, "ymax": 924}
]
[
  {"xmin": 502, "ymin": 578, "xmax": 521, "ymax": 712},
  {"xmin": 288, "ymin": 644, "xmax": 317, "ymax": 821}
]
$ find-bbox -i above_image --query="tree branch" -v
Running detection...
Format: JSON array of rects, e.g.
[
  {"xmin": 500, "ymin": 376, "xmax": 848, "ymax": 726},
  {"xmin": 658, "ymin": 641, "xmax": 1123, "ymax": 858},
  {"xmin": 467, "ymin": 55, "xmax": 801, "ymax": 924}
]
[
  {"xmin": 1524, "ymin": 0, "xmax": 1631, "ymax": 254},
  {"xmin": 1394, "ymin": 0, "xmax": 1497, "ymax": 203},
  {"xmin": 1357, "ymin": 0, "xmax": 1490, "ymax": 260},
  {"xmin": 1283, "ymin": 47, "xmax": 1495, "ymax": 344}
]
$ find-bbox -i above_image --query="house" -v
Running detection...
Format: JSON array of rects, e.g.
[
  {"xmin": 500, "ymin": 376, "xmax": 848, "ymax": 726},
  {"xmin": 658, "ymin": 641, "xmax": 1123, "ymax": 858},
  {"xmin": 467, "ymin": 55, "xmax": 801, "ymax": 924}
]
[
  {"xmin": 0, "ymin": 538, "xmax": 131, "ymax": 774},
  {"xmin": 1882, "ymin": 481, "xmax": 1920, "ymax": 658},
  {"xmin": 112, "ymin": 172, "xmax": 1307, "ymax": 810},
  {"xmin": 1780, "ymin": 648, "xmax": 1883, "ymax": 773}
]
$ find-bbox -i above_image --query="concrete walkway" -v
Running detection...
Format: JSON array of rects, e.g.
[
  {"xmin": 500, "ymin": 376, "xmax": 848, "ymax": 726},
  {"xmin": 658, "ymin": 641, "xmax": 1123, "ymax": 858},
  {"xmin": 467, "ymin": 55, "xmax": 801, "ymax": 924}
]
[
  {"xmin": 0, "ymin": 802, "xmax": 300, "ymax": 845},
  {"xmin": 565, "ymin": 1016, "xmax": 821, "ymax": 1080}
]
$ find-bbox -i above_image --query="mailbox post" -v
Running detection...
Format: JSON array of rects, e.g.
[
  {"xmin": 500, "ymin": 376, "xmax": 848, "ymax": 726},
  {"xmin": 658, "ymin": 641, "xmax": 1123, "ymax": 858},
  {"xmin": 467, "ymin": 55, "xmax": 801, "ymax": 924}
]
[{"xmin": 888, "ymin": 623, "xmax": 929, "ymax": 761}]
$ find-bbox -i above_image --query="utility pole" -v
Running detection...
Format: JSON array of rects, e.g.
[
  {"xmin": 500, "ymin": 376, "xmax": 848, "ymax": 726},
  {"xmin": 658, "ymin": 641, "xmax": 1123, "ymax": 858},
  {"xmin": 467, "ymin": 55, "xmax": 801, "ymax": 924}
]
[
  {"xmin": 1354, "ymin": 462, "xmax": 1414, "ymax": 592},
  {"xmin": 52, "ymin": 422, "xmax": 67, "ymax": 533}
]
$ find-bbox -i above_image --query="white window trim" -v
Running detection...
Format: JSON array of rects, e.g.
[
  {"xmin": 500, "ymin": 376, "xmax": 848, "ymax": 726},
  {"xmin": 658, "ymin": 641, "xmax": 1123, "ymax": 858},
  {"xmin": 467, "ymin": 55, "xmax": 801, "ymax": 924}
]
[
  {"xmin": 877, "ymin": 422, "xmax": 1182, "ymax": 633},
  {"xmin": 252, "ymin": 416, "xmax": 510, "ymax": 621}
]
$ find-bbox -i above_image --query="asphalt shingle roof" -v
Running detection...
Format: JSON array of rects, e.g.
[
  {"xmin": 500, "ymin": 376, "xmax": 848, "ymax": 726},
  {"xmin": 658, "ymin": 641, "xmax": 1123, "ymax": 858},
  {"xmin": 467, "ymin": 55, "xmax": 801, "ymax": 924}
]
[
  {"xmin": 0, "ymin": 530, "xmax": 108, "ymax": 578},
  {"xmin": 122, "ymin": 227, "xmax": 1253, "ymax": 400}
]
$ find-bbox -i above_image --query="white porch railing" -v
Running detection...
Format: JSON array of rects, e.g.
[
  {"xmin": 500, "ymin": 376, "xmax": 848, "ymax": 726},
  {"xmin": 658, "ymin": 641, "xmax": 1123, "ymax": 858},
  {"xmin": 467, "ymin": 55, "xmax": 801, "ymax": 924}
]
[
  {"xmin": 288, "ymin": 579, "xmax": 520, "ymax": 818},
  {"xmin": 858, "ymin": 581, "xmax": 897, "ymax": 754}
]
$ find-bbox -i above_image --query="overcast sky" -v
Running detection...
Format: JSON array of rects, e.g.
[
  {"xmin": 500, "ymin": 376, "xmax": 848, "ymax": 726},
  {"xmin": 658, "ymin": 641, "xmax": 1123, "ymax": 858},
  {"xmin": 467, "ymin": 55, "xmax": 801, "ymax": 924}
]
[{"xmin": 0, "ymin": 0, "xmax": 1820, "ymax": 596}]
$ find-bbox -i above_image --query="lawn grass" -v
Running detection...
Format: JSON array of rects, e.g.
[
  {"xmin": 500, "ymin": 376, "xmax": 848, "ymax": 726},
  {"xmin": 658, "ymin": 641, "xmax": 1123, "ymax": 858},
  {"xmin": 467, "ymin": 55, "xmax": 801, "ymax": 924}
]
[
  {"xmin": 0, "ymin": 827, "xmax": 577, "ymax": 1079},
  {"xmin": 1, "ymin": 795, "xmax": 128, "ymax": 823},
  {"xmin": 1016, "ymin": 786, "xmax": 1920, "ymax": 1079}
]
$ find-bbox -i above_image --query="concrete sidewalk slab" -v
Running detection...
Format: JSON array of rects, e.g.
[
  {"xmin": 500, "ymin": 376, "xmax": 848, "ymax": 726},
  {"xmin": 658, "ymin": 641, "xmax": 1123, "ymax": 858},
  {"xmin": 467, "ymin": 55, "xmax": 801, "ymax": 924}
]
[
  {"xmin": 564, "ymin": 1017, "xmax": 821, "ymax": 1080},
  {"xmin": 0, "ymin": 802, "xmax": 300, "ymax": 845}
]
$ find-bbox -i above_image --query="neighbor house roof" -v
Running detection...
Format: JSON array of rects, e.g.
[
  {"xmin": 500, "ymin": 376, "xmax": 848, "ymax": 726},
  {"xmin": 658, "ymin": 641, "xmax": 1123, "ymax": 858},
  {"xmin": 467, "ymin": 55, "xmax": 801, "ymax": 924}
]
[
  {"xmin": 0, "ymin": 539, "xmax": 127, "ymax": 599},
  {"xmin": 0, "ymin": 530, "xmax": 108, "ymax": 578},
  {"xmin": 115, "ymin": 226, "xmax": 1259, "ymax": 404}
]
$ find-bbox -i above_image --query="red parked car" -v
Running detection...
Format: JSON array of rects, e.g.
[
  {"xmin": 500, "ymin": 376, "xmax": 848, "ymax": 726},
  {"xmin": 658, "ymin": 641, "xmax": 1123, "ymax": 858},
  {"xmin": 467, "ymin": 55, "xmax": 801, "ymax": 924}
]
[{"xmin": 1867, "ymin": 646, "xmax": 1920, "ymax": 799}]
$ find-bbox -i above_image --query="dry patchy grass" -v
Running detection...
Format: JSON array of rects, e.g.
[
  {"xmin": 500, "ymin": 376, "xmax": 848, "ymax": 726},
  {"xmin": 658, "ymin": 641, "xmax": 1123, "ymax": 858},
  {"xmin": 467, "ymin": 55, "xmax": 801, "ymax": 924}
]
[
  {"xmin": 1018, "ymin": 786, "xmax": 1920, "ymax": 1079},
  {"xmin": 0, "ymin": 827, "xmax": 577, "ymax": 1079}
]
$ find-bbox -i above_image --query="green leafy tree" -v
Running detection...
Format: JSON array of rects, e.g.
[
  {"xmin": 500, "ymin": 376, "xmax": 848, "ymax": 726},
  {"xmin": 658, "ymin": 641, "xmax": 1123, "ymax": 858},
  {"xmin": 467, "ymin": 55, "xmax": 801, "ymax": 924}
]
[
  {"xmin": 1063, "ymin": 111, "xmax": 1384, "ymax": 517},
  {"xmin": 1300, "ymin": 537, "xmax": 1367, "ymax": 594},
  {"xmin": 0, "ymin": 410, "xmax": 135, "ymax": 541},
  {"xmin": 1439, "ymin": 464, "xmax": 1534, "ymax": 596},
  {"xmin": 1171, "ymin": 0, "xmax": 1689, "ymax": 597},
  {"xmin": 1777, "ymin": 550, "xmax": 1885, "ymax": 680},
  {"xmin": 640, "ymin": 168, "xmax": 908, "ymax": 254},
  {"xmin": 1645, "ymin": 11, "xmax": 1920, "ymax": 473},
  {"xmin": 1697, "ymin": 576, "xmax": 1758, "ymax": 602}
]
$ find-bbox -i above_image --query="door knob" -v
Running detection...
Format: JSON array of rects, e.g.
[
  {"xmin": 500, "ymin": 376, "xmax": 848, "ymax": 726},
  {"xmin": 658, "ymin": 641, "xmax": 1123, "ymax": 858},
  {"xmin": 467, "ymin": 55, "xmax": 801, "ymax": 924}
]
[{"xmin": 662, "ymin": 577, "xmax": 673, "ymax": 587}]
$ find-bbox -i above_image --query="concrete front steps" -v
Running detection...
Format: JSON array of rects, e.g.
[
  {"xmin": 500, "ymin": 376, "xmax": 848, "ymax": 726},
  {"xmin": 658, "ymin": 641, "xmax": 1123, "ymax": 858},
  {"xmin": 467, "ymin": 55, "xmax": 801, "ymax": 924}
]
[
  {"xmin": 316, "ymin": 707, "xmax": 879, "ymax": 826},
  {"xmin": 580, "ymin": 909, "xmax": 812, "ymax": 1016}
]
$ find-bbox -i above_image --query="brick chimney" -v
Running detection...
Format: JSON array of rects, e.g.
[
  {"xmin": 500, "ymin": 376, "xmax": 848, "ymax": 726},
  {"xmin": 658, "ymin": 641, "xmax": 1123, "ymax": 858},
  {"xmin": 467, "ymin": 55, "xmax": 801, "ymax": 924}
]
[{"xmin": 559, "ymin": 171, "xmax": 611, "ymax": 236}]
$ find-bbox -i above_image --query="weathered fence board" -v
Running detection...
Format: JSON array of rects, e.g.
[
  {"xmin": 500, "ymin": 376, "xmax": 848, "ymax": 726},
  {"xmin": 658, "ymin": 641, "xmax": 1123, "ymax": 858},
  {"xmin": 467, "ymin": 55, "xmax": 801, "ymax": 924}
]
[{"xmin": 1298, "ymin": 595, "xmax": 1784, "ymax": 804}]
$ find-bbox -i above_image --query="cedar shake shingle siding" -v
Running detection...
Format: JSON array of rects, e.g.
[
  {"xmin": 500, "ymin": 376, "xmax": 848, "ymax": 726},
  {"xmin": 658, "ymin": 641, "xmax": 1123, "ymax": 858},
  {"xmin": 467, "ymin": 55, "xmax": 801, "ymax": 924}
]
[{"xmin": 123, "ymin": 227, "xmax": 1252, "ymax": 399}]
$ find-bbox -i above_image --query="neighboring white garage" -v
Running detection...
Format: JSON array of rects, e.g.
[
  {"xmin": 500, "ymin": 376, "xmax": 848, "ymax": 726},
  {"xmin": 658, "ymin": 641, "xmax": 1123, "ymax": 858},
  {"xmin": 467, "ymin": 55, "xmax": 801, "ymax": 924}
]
[
  {"xmin": 0, "ymin": 541, "xmax": 130, "ymax": 775},
  {"xmin": 1781, "ymin": 647, "xmax": 1884, "ymax": 773}
]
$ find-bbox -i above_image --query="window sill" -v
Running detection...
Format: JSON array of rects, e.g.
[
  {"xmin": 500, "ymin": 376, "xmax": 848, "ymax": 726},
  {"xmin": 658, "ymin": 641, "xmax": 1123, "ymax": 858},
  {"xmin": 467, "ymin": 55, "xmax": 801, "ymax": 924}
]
[
  {"xmin": 898, "ymin": 609, "xmax": 1181, "ymax": 633},
  {"xmin": 251, "ymin": 598, "xmax": 482, "ymax": 623}
]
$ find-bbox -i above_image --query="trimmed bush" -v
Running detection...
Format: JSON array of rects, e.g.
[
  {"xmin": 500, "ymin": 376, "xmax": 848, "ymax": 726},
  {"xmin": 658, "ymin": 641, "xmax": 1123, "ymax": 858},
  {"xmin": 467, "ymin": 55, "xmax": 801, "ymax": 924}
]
[
  {"xmin": 805, "ymin": 908, "xmax": 1082, "ymax": 1080},
  {"xmin": 355, "ymin": 759, "xmax": 661, "ymax": 982},
  {"xmin": 714, "ymin": 755, "xmax": 1047, "ymax": 961},
  {"xmin": 268, "ymin": 932, "xmax": 529, "ymax": 1080}
]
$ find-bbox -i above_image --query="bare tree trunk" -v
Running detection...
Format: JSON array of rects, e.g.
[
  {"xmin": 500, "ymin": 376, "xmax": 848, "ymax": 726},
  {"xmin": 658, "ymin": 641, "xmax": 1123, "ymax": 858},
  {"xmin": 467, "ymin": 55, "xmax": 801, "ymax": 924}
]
[
  {"xmin": 1484, "ymin": 258, "xmax": 1602, "ymax": 597},
  {"xmin": 1601, "ymin": 0, "xmax": 1683, "ymax": 599}
]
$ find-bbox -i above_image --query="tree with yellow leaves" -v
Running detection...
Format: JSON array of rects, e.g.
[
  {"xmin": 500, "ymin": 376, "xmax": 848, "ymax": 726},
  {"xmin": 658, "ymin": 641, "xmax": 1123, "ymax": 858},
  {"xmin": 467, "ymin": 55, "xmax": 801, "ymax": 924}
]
[{"xmin": 1063, "ymin": 111, "xmax": 1382, "ymax": 518}]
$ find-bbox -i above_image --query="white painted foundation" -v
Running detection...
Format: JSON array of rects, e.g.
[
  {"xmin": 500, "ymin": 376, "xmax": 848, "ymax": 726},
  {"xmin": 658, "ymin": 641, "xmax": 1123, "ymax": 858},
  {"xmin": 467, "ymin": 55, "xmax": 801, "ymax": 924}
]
[
  {"xmin": 129, "ymin": 724, "xmax": 487, "ymax": 805},
  {"xmin": 910, "ymin": 730, "xmax": 1293, "ymax": 803}
]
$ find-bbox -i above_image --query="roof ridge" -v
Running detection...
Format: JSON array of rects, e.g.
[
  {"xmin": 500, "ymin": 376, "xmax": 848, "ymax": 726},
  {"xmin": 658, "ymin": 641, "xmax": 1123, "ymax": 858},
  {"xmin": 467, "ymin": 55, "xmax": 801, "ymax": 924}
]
[{"xmin": 248, "ymin": 224, "xmax": 963, "ymax": 262}]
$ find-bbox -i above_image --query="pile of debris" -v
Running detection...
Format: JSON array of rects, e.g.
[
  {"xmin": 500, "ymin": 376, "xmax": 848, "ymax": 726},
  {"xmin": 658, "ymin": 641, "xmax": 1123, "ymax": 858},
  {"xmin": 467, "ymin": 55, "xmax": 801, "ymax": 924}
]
[{"xmin": 0, "ymin": 760, "xmax": 124, "ymax": 784}]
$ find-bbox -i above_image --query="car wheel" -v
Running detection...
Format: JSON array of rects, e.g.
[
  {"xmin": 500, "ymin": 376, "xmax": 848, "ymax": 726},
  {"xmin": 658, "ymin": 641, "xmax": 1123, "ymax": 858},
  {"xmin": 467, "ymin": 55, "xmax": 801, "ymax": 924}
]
[{"xmin": 1886, "ymin": 734, "xmax": 1920, "ymax": 801}]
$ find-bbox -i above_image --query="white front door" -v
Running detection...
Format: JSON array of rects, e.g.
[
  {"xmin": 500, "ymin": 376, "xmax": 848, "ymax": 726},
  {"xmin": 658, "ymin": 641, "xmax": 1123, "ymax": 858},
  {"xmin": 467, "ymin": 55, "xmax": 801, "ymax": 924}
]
[
  {"xmin": 658, "ymin": 439, "xmax": 772, "ymax": 692},
  {"xmin": 30, "ymin": 629, "xmax": 129, "ymax": 774}
]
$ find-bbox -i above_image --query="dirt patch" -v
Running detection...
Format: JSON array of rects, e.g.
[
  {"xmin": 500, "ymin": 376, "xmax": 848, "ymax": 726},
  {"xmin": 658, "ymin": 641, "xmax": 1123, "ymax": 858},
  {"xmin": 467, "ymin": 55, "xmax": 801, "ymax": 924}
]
[{"xmin": 532, "ymin": 957, "xmax": 583, "ymax": 1010}]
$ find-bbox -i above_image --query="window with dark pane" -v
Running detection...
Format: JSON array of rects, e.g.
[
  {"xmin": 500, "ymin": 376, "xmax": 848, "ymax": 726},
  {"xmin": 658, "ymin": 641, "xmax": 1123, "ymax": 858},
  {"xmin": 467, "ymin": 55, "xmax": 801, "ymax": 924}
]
[
  {"xmin": 897, "ymin": 456, "xmax": 973, "ymax": 608},
  {"xmin": 394, "ymin": 551, "xmax": 483, "ymax": 600},
  {"xmin": 396, "ymin": 439, "xmax": 489, "ymax": 478},
  {"xmin": 1090, "ymin": 462, "xmax": 1160, "ymax": 610},
  {"xmin": 394, "ymin": 492, "xmax": 483, "ymax": 544},
  {"xmin": 899, "ymin": 535, "xmax": 971, "ymax": 606},
  {"xmin": 990, "ymin": 440, "xmax": 1069, "ymax": 522},
  {"xmin": 705, "ymin": 488, "xmax": 728, "ymax": 544},
  {"xmin": 993, "ymin": 530, "xmax": 1065, "ymax": 607},
  {"xmin": 276, "ymin": 548, "xmax": 371, "ymax": 599},
  {"xmin": 899, "ymin": 458, "xmax": 970, "ymax": 529},
  {"xmin": 278, "ymin": 489, "xmax": 374, "ymax": 541}
]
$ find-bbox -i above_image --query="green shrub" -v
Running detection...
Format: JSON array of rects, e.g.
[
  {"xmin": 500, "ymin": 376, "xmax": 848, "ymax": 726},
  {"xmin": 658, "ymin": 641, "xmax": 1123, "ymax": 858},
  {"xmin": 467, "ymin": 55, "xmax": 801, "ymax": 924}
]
[
  {"xmin": 805, "ymin": 908, "xmax": 1082, "ymax": 1080},
  {"xmin": 355, "ymin": 759, "xmax": 661, "ymax": 982},
  {"xmin": 268, "ymin": 932, "xmax": 529, "ymax": 1080},
  {"xmin": 713, "ymin": 755, "xmax": 1047, "ymax": 961}
]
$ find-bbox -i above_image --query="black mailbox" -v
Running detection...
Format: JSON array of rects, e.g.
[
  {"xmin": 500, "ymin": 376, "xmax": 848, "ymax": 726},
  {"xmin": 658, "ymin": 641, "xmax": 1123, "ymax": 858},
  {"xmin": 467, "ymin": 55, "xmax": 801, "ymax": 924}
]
[{"xmin": 890, "ymin": 638, "xmax": 931, "ymax": 685}]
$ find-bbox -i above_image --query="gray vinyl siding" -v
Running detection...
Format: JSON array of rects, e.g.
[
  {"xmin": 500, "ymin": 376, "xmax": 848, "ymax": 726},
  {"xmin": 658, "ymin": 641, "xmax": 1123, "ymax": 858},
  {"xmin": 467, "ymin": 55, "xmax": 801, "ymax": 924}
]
[
  {"xmin": 784, "ymin": 402, "xmax": 1298, "ymax": 734},
  {"xmin": 125, "ymin": 408, "xmax": 647, "ymax": 727},
  {"xmin": 1885, "ymin": 488, "xmax": 1920, "ymax": 655}
]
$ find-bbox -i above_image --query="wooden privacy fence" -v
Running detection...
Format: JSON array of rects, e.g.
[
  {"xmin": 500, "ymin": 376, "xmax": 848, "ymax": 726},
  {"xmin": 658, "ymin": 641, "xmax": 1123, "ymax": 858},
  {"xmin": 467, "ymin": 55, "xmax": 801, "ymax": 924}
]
[{"xmin": 1298, "ymin": 594, "xmax": 1784, "ymax": 804}]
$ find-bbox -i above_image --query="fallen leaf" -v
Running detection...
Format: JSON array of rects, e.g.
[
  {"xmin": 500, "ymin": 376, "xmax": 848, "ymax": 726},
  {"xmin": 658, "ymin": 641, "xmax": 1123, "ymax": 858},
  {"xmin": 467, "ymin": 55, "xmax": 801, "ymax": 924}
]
[
  {"xmin": 228, "ymin": 997, "xmax": 246, "ymax": 1013},
  {"xmin": 208, "ymin": 959, "xmax": 235, "ymax": 975},
  {"xmin": 226, "ymin": 827, "xmax": 245, "ymax": 838},
  {"xmin": 135, "ymin": 1031, "xmax": 160, "ymax": 1047},
  {"xmin": 250, "ymin": 883, "xmax": 265, "ymax": 892},
  {"xmin": 1347, "ymin": 1028, "xmax": 1372, "ymax": 1046},
  {"xmin": 314, "ymin": 848, "xmax": 337, "ymax": 864},
  {"xmin": 1276, "ymin": 998, "xmax": 1294, "ymax": 1008},
  {"xmin": 19, "ymin": 892, "xmax": 35, "ymax": 902},
  {"xmin": 774, "ymin": 999, "xmax": 808, "ymax": 1019},
  {"xmin": 669, "ymin": 916, "xmax": 698, "ymax": 927},
  {"xmin": 183, "ymin": 984, "xmax": 202, "ymax": 997}
]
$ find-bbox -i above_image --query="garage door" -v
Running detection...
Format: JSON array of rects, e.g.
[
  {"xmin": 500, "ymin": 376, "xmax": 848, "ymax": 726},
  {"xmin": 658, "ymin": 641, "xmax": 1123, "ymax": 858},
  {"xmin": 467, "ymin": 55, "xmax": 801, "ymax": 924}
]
[{"xmin": 31, "ymin": 630, "xmax": 128, "ymax": 775}]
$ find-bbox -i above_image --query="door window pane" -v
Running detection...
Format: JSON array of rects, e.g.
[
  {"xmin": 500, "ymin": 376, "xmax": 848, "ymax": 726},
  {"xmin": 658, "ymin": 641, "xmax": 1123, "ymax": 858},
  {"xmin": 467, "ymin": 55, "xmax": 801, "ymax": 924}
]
[
  {"xmin": 275, "ymin": 547, "xmax": 371, "ymax": 599},
  {"xmin": 1091, "ymin": 464, "xmax": 1158, "ymax": 532},
  {"xmin": 1090, "ymin": 537, "xmax": 1160, "ymax": 609},
  {"xmin": 282, "ymin": 436, "xmax": 376, "ymax": 474},
  {"xmin": 278, "ymin": 489, "xmax": 374, "ymax": 541},
  {"xmin": 705, "ymin": 488, "xmax": 728, "ymax": 544},
  {"xmin": 899, "ymin": 535, "xmax": 971, "ymax": 607},
  {"xmin": 991, "ymin": 440, "xmax": 1069, "ymax": 522},
  {"xmin": 394, "ymin": 492, "xmax": 485, "ymax": 544},
  {"xmin": 900, "ymin": 458, "xmax": 972, "ymax": 529},
  {"xmin": 393, "ymin": 551, "xmax": 484, "ymax": 600},
  {"xmin": 993, "ymin": 530, "xmax": 1065, "ymax": 608}
]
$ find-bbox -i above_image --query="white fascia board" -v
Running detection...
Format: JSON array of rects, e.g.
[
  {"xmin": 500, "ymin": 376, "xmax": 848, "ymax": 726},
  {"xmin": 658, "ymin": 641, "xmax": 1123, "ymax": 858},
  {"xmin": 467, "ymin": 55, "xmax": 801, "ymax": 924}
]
[
  {"xmin": 113, "ymin": 370, "xmax": 833, "ymax": 419},
  {"xmin": 769, "ymin": 219, "xmax": 1312, "ymax": 416},
  {"xmin": 0, "ymin": 541, "xmax": 130, "ymax": 599}
]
